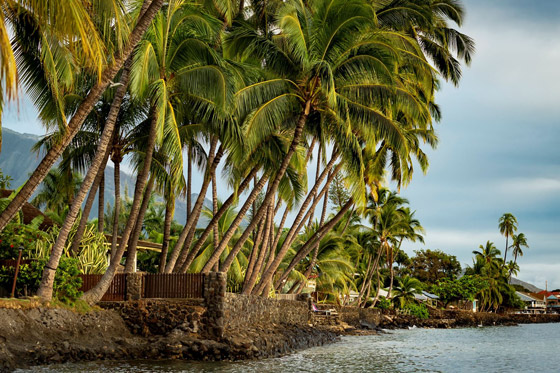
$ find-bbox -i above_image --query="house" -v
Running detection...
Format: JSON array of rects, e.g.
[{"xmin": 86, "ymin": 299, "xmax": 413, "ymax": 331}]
[
  {"xmin": 414, "ymin": 291, "xmax": 439, "ymax": 307},
  {"xmin": 516, "ymin": 292, "xmax": 546, "ymax": 314}
]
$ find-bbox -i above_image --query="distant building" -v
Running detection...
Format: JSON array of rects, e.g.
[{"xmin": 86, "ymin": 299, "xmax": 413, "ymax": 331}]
[{"xmin": 516, "ymin": 292, "xmax": 546, "ymax": 314}]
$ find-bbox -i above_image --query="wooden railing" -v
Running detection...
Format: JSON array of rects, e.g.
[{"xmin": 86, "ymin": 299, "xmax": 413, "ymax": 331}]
[
  {"xmin": 142, "ymin": 273, "xmax": 204, "ymax": 299},
  {"xmin": 78, "ymin": 274, "xmax": 127, "ymax": 301}
]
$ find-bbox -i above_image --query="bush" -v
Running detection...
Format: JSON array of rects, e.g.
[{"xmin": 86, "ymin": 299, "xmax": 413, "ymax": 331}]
[
  {"xmin": 405, "ymin": 303, "xmax": 429, "ymax": 319},
  {"xmin": 375, "ymin": 297, "xmax": 392, "ymax": 310},
  {"xmin": 0, "ymin": 258, "xmax": 82, "ymax": 303}
]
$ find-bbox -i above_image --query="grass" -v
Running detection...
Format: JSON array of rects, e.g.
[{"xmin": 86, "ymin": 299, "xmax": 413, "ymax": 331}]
[{"xmin": 0, "ymin": 296, "xmax": 101, "ymax": 313}]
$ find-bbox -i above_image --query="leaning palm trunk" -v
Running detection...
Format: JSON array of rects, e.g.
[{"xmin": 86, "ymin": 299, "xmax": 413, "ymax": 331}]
[
  {"xmin": 98, "ymin": 174, "xmax": 105, "ymax": 233},
  {"xmin": 124, "ymin": 175, "xmax": 155, "ymax": 273},
  {"xmin": 35, "ymin": 59, "xmax": 132, "ymax": 300},
  {"xmin": 271, "ymin": 199, "xmax": 353, "ymax": 291},
  {"xmin": 111, "ymin": 158, "xmax": 121, "ymax": 258},
  {"xmin": 296, "ymin": 187, "xmax": 330, "ymax": 294},
  {"xmin": 0, "ymin": 0, "xmax": 164, "ymax": 232},
  {"xmin": 242, "ymin": 214, "xmax": 267, "ymax": 292},
  {"xmin": 158, "ymin": 197, "xmax": 175, "ymax": 273},
  {"xmin": 200, "ymin": 173, "xmax": 270, "ymax": 273},
  {"xmin": 174, "ymin": 146, "xmax": 225, "ymax": 272},
  {"xmin": 176, "ymin": 168, "xmax": 259, "ymax": 273},
  {"xmin": 165, "ymin": 141, "xmax": 220, "ymax": 272},
  {"xmin": 202, "ymin": 102, "xmax": 311, "ymax": 273},
  {"xmin": 257, "ymin": 163, "xmax": 341, "ymax": 293},
  {"xmin": 82, "ymin": 112, "xmax": 159, "ymax": 304},
  {"xmin": 186, "ymin": 145, "xmax": 192, "ymax": 221},
  {"xmin": 69, "ymin": 148, "xmax": 112, "ymax": 256}
]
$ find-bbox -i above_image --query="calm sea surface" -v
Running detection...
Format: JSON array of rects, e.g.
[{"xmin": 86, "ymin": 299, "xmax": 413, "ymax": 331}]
[{"xmin": 20, "ymin": 323, "xmax": 560, "ymax": 373}]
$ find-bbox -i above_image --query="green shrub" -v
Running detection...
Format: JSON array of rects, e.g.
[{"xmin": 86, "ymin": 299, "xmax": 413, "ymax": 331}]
[
  {"xmin": 375, "ymin": 297, "xmax": 392, "ymax": 310},
  {"xmin": 0, "ymin": 258, "xmax": 82, "ymax": 303},
  {"xmin": 405, "ymin": 303, "xmax": 429, "ymax": 319}
]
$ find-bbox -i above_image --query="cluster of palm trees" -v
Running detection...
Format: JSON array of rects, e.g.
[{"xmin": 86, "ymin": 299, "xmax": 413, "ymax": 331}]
[
  {"xmin": 466, "ymin": 213, "xmax": 529, "ymax": 311},
  {"xmin": 0, "ymin": 0, "xmax": 474, "ymax": 304}
]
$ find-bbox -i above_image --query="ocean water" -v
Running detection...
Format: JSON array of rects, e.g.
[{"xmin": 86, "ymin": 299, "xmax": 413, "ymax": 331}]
[{"xmin": 20, "ymin": 323, "xmax": 560, "ymax": 373}]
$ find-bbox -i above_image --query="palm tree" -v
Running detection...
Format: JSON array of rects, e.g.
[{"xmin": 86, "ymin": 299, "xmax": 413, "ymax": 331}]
[
  {"xmin": 31, "ymin": 167, "xmax": 83, "ymax": 217},
  {"xmin": 392, "ymin": 276, "xmax": 423, "ymax": 309},
  {"xmin": 509, "ymin": 233, "xmax": 528, "ymax": 279},
  {"xmin": 220, "ymin": 0, "xmax": 436, "ymax": 290},
  {"xmin": 0, "ymin": 0, "xmax": 165, "ymax": 233},
  {"xmin": 498, "ymin": 213, "xmax": 518, "ymax": 264}
]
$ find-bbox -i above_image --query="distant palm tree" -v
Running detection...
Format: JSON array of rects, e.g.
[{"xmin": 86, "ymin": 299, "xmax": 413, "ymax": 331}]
[
  {"xmin": 498, "ymin": 213, "xmax": 518, "ymax": 264},
  {"xmin": 392, "ymin": 276, "xmax": 423, "ymax": 309},
  {"xmin": 509, "ymin": 233, "xmax": 528, "ymax": 279},
  {"xmin": 31, "ymin": 167, "xmax": 82, "ymax": 217}
]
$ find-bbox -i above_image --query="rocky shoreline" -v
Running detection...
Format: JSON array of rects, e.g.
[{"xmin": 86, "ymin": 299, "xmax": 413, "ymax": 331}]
[
  {"xmin": 0, "ymin": 305, "xmax": 339, "ymax": 372},
  {"xmin": 1, "ymin": 302, "xmax": 559, "ymax": 372}
]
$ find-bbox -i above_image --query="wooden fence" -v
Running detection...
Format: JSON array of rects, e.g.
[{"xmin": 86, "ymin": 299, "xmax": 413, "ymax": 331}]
[
  {"xmin": 143, "ymin": 273, "xmax": 204, "ymax": 299},
  {"xmin": 78, "ymin": 273, "xmax": 127, "ymax": 301},
  {"xmin": 0, "ymin": 259, "xmax": 35, "ymax": 267}
]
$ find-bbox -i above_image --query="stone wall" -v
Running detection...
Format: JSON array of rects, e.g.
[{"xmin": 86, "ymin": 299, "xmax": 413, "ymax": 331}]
[
  {"xmin": 224, "ymin": 293, "xmax": 309, "ymax": 330},
  {"xmin": 336, "ymin": 305, "xmax": 382, "ymax": 327},
  {"xmin": 102, "ymin": 299, "xmax": 205, "ymax": 336}
]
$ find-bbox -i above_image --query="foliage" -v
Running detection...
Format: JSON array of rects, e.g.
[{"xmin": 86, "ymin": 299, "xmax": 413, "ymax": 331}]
[
  {"xmin": 0, "ymin": 258, "xmax": 82, "ymax": 303},
  {"xmin": 34, "ymin": 224, "xmax": 108, "ymax": 274},
  {"xmin": 409, "ymin": 249, "xmax": 462, "ymax": 286},
  {"xmin": 0, "ymin": 169, "xmax": 12, "ymax": 189},
  {"xmin": 392, "ymin": 276, "xmax": 423, "ymax": 309},
  {"xmin": 405, "ymin": 303, "xmax": 429, "ymax": 319},
  {"xmin": 137, "ymin": 250, "xmax": 160, "ymax": 273},
  {"xmin": 375, "ymin": 296, "xmax": 392, "ymax": 310},
  {"xmin": 0, "ymin": 218, "xmax": 48, "ymax": 259},
  {"xmin": 430, "ymin": 275, "xmax": 489, "ymax": 307}
]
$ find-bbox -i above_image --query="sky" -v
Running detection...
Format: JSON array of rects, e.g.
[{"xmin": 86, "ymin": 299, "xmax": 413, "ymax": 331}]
[{"xmin": 2, "ymin": 1, "xmax": 560, "ymax": 289}]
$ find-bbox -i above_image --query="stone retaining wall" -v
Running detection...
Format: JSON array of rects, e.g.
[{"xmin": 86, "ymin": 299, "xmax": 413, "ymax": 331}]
[
  {"xmin": 336, "ymin": 305, "xmax": 382, "ymax": 327},
  {"xmin": 224, "ymin": 293, "xmax": 309, "ymax": 330},
  {"xmin": 102, "ymin": 299, "xmax": 206, "ymax": 337}
]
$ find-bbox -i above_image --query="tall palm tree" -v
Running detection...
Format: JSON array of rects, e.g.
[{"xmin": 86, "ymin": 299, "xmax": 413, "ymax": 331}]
[
  {"xmin": 498, "ymin": 213, "xmax": 518, "ymax": 264},
  {"xmin": 509, "ymin": 233, "xmax": 528, "ymax": 279}
]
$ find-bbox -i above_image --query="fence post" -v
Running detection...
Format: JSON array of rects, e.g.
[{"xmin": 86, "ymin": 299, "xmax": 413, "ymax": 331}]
[
  {"xmin": 203, "ymin": 272, "xmax": 226, "ymax": 339},
  {"xmin": 126, "ymin": 273, "xmax": 143, "ymax": 301}
]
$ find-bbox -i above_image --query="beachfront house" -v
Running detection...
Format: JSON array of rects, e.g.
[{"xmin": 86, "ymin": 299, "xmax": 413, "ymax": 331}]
[
  {"xmin": 414, "ymin": 291, "xmax": 439, "ymax": 307},
  {"xmin": 516, "ymin": 292, "xmax": 546, "ymax": 314}
]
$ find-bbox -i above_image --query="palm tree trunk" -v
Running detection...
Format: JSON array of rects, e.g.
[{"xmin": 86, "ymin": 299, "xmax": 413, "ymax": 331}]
[
  {"xmin": 387, "ymin": 246, "xmax": 395, "ymax": 298},
  {"xmin": 165, "ymin": 140, "xmax": 221, "ymax": 272},
  {"xmin": 503, "ymin": 234, "xmax": 509, "ymax": 264},
  {"xmin": 159, "ymin": 196, "xmax": 175, "ymax": 273},
  {"xmin": 242, "ymin": 214, "xmax": 267, "ymax": 292},
  {"xmin": 124, "ymin": 175, "xmax": 155, "ymax": 273},
  {"xmin": 111, "ymin": 158, "xmax": 121, "ymax": 259},
  {"xmin": 257, "ymin": 164, "xmax": 341, "ymax": 293},
  {"xmin": 69, "ymin": 150, "xmax": 111, "ymax": 256},
  {"xmin": 35, "ymin": 52, "xmax": 133, "ymax": 299},
  {"xmin": 211, "ymin": 170, "xmax": 219, "ymax": 272},
  {"xmin": 81, "ymin": 110, "xmax": 159, "ymax": 304},
  {"xmin": 98, "ymin": 173, "xmax": 105, "ymax": 233},
  {"xmin": 186, "ymin": 145, "xmax": 192, "ymax": 221},
  {"xmin": 175, "ymin": 167, "xmax": 258, "ymax": 273},
  {"xmin": 270, "ymin": 199, "xmax": 353, "ymax": 292},
  {"xmin": 239, "ymin": 200, "xmax": 274, "ymax": 293},
  {"xmin": 306, "ymin": 144, "xmax": 322, "ymax": 226},
  {"xmin": 270, "ymin": 204, "xmax": 290, "ymax": 254},
  {"xmin": 0, "ymin": 0, "xmax": 164, "ymax": 232},
  {"xmin": 297, "ymin": 182, "xmax": 330, "ymax": 293},
  {"xmin": 200, "ymin": 173, "xmax": 270, "ymax": 273},
  {"xmin": 356, "ymin": 254, "xmax": 373, "ymax": 306},
  {"xmin": 204, "ymin": 102, "xmax": 311, "ymax": 274}
]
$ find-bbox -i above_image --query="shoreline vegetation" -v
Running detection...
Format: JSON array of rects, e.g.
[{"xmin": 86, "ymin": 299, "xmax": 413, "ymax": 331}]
[{"xmin": 1, "ymin": 298, "xmax": 559, "ymax": 372}]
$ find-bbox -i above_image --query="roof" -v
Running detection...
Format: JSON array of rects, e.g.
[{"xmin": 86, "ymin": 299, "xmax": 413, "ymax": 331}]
[
  {"xmin": 105, "ymin": 234, "xmax": 162, "ymax": 252},
  {"xmin": 422, "ymin": 291, "xmax": 439, "ymax": 299},
  {"xmin": 516, "ymin": 291, "xmax": 542, "ymax": 302},
  {"xmin": 0, "ymin": 189, "xmax": 56, "ymax": 231},
  {"xmin": 547, "ymin": 295, "xmax": 558, "ymax": 300}
]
